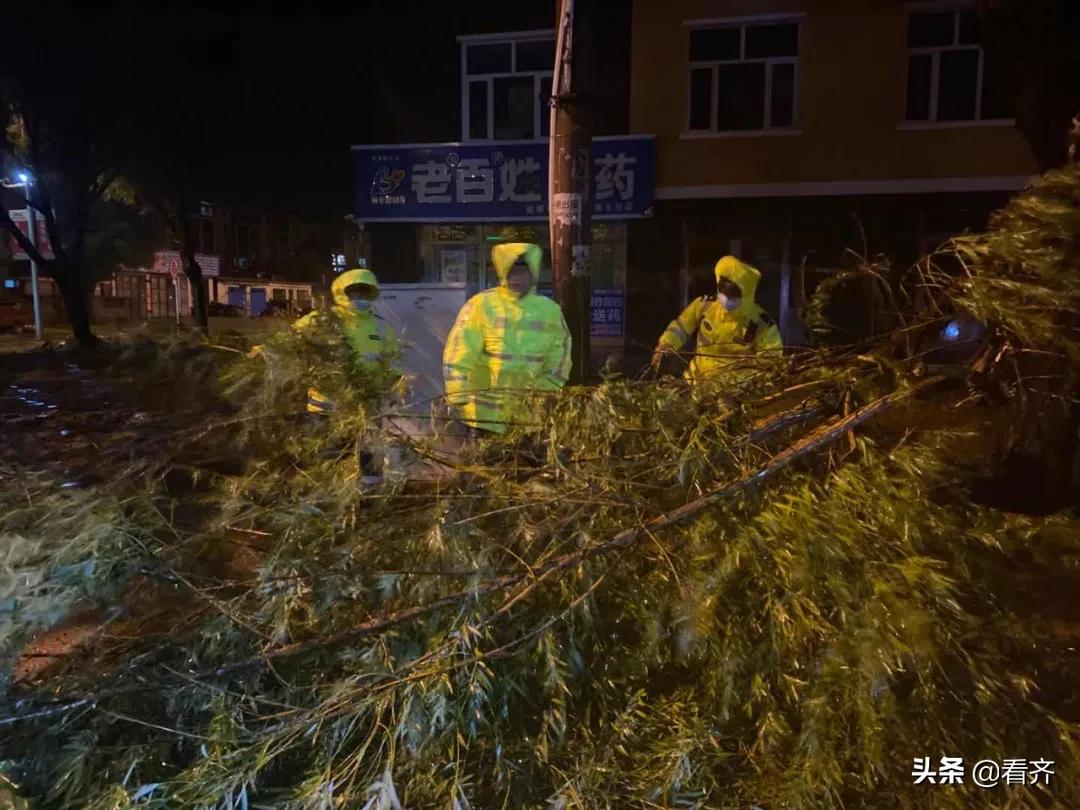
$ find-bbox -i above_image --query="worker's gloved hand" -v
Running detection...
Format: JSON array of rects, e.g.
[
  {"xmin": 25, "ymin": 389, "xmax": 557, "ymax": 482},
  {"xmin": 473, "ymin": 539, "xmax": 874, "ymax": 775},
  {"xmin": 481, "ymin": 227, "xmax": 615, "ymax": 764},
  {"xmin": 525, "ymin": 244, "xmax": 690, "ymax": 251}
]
[
  {"xmin": 650, "ymin": 347, "xmax": 671, "ymax": 372},
  {"xmin": 246, "ymin": 344, "xmax": 265, "ymax": 360}
]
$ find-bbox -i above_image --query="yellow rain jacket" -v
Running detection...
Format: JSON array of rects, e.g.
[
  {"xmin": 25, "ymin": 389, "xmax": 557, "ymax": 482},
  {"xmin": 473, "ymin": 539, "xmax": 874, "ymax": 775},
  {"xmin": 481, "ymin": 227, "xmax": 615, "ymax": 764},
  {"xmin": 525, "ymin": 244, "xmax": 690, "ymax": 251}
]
[
  {"xmin": 443, "ymin": 243, "xmax": 572, "ymax": 433},
  {"xmin": 657, "ymin": 256, "xmax": 782, "ymax": 379},
  {"xmin": 294, "ymin": 268, "xmax": 399, "ymax": 413}
]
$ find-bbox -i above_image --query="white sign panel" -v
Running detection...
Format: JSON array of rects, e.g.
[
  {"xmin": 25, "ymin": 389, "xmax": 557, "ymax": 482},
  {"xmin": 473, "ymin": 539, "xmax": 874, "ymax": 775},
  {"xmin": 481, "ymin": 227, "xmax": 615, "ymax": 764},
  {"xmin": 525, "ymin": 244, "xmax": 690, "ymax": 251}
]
[{"xmin": 440, "ymin": 249, "xmax": 468, "ymax": 284}]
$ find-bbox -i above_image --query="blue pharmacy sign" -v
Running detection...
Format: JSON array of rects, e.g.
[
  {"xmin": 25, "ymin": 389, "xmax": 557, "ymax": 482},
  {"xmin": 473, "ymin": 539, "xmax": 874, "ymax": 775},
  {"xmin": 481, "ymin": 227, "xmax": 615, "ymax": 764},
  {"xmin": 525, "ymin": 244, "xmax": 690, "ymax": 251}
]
[
  {"xmin": 353, "ymin": 136, "xmax": 654, "ymax": 222},
  {"xmin": 533, "ymin": 286, "xmax": 622, "ymax": 337},
  {"xmin": 590, "ymin": 288, "xmax": 624, "ymax": 338}
]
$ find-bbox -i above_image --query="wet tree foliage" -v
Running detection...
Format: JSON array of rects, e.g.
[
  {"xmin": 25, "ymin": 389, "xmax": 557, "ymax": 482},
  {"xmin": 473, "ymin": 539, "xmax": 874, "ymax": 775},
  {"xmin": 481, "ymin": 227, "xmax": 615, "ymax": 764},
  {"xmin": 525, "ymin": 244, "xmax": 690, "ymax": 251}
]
[{"xmin": 3, "ymin": 168, "xmax": 1080, "ymax": 808}]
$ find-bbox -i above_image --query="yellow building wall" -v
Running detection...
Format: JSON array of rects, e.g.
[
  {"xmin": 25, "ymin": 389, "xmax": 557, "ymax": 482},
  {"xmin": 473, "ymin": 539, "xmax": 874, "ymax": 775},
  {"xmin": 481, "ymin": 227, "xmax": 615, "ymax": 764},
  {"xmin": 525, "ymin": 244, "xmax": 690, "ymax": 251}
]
[{"xmin": 630, "ymin": 0, "xmax": 1038, "ymax": 190}]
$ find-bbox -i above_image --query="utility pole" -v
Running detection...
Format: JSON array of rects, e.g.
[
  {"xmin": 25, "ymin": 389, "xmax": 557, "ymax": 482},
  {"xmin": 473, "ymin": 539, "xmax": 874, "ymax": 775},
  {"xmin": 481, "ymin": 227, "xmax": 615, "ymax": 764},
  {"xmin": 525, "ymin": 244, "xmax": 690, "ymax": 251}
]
[
  {"xmin": 24, "ymin": 181, "xmax": 43, "ymax": 340},
  {"xmin": 549, "ymin": 0, "xmax": 593, "ymax": 384}
]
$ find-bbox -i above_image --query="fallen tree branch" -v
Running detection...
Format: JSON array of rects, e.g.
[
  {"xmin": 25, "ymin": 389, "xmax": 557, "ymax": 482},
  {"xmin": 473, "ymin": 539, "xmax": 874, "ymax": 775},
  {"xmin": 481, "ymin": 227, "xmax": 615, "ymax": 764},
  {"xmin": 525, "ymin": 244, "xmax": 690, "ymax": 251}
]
[
  {"xmin": 746, "ymin": 402, "xmax": 826, "ymax": 445},
  {"xmin": 1, "ymin": 378, "xmax": 943, "ymax": 723}
]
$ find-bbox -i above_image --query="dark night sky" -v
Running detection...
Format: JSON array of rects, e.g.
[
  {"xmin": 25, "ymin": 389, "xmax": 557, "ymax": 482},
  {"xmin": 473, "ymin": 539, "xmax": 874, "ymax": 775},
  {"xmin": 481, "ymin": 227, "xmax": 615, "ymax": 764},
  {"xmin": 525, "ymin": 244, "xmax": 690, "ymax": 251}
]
[{"xmin": 2, "ymin": 1, "xmax": 608, "ymax": 221}]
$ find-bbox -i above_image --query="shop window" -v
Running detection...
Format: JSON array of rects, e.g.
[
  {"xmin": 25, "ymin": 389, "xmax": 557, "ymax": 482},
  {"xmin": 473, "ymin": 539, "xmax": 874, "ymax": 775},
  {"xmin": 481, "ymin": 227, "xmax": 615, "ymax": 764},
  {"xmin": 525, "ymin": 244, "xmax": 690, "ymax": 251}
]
[
  {"xmin": 687, "ymin": 19, "xmax": 800, "ymax": 133},
  {"xmin": 467, "ymin": 43, "xmax": 512, "ymax": 74},
  {"xmin": 494, "ymin": 76, "xmax": 537, "ymax": 140},
  {"xmin": 905, "ymin": 8, "xmax": 1012, "ymax": 123},
  {"xmin": 416, "ymin": 222, "xmax": 629, "ymax": 292},
  {"xmin": 484, "ymin": 223, "xmax": 546, "ymax": 245},
  {"xmin": 418, "ymin": 224, "xmax": 483, "ymax": 285},
  {"xmin": 272, "ymin": 288, "xmax": 287, "ymax": 303},
  {"xmin": 461, "ymin": 32, "xmax": 554, "ymax": 141},
  {"xmin": 468, "ymin": 80, "xmax": 489, "ymax": 140}
]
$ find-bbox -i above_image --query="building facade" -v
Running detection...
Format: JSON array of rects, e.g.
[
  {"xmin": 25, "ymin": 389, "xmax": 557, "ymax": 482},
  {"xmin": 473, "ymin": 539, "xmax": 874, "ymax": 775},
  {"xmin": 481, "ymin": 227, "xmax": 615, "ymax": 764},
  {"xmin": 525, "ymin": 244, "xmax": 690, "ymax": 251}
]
[
  {"xmin": 354, "ymin": 2, "xmax": 646, "ymax": 349},
  {"xmin": 5, "ymin": 196, "xmax": 328, "ymax": 323},
  {"xmin": 86, "ymin": 200, "xmax": 324, "ymax": 321},
  {"xmin": 627, "ymin": 0, "xmax": 1038, "ymax": 349}
]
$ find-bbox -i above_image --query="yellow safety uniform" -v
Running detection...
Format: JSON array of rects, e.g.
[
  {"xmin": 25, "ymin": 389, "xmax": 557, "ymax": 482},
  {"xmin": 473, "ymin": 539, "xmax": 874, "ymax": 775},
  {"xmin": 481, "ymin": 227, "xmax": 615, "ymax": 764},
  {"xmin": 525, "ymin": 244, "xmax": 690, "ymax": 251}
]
[
  {"xmin": 294, "ymin": 268, "xmax": 398, "ymax": 413},
  {"xmin": 442, "ymin": 243, "xmax": 572, "ymax": 433},
  {"xmin": 657, "ymin": 256, "xmax": 782, "ymax": 379}
]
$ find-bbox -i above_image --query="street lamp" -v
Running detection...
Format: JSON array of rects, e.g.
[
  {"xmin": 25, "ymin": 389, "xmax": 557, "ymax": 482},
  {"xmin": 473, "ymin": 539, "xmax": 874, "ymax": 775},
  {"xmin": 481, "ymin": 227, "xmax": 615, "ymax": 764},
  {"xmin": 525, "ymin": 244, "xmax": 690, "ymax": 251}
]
[{"xmin": 2, "ymin": 171, "xmax": 43, "ymax": 339}]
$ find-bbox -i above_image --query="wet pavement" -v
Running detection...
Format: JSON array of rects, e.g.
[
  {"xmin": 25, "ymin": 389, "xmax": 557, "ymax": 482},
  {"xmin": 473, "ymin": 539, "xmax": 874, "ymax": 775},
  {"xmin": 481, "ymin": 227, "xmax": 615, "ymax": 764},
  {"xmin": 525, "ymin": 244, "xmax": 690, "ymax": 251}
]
[{"xmin": 0, "ymin": 348, "xmax": 185, "ymax": 487}]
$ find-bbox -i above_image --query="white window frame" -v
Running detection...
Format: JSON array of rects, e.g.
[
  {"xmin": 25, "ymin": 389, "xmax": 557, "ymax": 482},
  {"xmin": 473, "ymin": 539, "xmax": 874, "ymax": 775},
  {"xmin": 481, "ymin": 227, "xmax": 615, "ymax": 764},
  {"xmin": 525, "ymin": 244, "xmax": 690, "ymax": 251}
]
[
  {"xmin": 902, "ymin": 3, "xmax": 1014, "ymax": 127},
  {"xmin": 458, "ymin": 30, "xmax": 555, "ymax": 143},
  {"xmin": 684, "ymin": 14, "xmax": 804, "ymax": 136}
]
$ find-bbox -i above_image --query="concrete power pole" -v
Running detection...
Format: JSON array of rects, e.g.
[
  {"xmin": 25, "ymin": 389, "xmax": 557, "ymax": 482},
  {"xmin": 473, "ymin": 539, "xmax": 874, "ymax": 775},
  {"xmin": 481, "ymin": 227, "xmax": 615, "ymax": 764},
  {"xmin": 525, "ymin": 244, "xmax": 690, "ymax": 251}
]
[{"xmin": 549, "ymin": 0, "xmax": 593, "ymax": 384}]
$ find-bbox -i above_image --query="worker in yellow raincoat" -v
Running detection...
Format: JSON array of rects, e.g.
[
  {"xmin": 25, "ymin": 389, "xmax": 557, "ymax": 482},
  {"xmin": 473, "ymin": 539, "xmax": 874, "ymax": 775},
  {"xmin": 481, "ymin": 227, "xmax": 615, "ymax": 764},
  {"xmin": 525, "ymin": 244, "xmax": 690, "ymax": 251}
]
[
  {"xmin": 652, "ymin": 256, "xmax": 782, "ymax": 379},
  {"xmin": 294, "ymin": 267, "xmax": 399, "ymax": 413},
  {"xmin": 443, "ymin": 243, "xmax": 571, "ymax": 434},
  {"xmin": 295, "ymin": 267, "xmax": 400, "ymax": 485}
]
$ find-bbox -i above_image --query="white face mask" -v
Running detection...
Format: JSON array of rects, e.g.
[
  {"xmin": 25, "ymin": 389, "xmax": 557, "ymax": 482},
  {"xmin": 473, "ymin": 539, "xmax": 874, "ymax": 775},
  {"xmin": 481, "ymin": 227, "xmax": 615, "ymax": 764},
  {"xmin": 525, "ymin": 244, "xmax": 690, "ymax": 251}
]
[
  {"xmin": 506, "ymin": 267, "xmax": 533, "ymax": 298},
  {"xmin": 351, "ymin": 299, "xmax": 373, "ymax": 313},
  {"xmin": 718, "ymin": 294, "xmax": 741, "ymax": 312}
]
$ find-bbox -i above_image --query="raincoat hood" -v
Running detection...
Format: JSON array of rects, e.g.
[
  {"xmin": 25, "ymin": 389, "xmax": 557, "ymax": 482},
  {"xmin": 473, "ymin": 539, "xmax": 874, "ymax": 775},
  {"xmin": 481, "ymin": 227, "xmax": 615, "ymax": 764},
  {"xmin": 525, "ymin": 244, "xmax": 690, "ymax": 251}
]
[
  {"xmin": 331, "ymin": 268, "xmax": 380, "ymax": 309},
  {"xmin": 714, "ymin": 256, "xmax": 760, "ymax": 304},
  {"xmin": 492, "ymin": 243, "xmax": 543, "ymax": 287}
]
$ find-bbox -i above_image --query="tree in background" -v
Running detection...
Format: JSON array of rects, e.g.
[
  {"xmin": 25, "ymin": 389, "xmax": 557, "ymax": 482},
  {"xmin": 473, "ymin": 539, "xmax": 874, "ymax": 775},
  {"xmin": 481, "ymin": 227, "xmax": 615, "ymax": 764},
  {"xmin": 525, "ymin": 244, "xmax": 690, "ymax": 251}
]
[
  {"xmin": 81, "ymin": 189, "xmax": 160, "ymax": 297},
  {"xmin": 0, "ymin": 4, "xmax": 241, "ymax": 341},
  {"xmin": 0, "ymin": 108, "xmax": 126, "ymax": 346},
  {"xmin": 134, "ymin": 176, "xmax": 211, "ymax": 333},
  {"xmin": 127, "ymin": 8, "xmax": 240, "ymax": 334},
  {"xmin": 0, "ymin": 9, "xmax": 152, "ymax": 346},
  {"xmin": 977, "ymin": 0, "xmax": 1080, "ymax": 171}
]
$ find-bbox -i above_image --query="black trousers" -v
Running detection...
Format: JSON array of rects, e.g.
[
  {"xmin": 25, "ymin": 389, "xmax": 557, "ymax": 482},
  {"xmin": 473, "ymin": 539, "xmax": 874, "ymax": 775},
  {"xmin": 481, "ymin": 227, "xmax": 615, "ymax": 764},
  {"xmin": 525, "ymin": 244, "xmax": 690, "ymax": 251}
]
[{"xmin": 360, "ymin": 450, "xmax": 378, "ymax": 477}]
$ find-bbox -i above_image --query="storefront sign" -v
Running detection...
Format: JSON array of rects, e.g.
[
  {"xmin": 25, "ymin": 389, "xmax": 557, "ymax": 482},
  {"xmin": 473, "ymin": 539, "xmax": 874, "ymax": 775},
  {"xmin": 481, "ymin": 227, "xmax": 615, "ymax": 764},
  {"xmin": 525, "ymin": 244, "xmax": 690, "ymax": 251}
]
[
  {"xmin": 528, "ymin": 285, "xmax": 623, "ymax": 338},
  {"xmin": 353, "ymin": 136, "xmax": 654, "ymax": 222},
  {"xmin": 591, "ymin": 288, "xmax": 624, "ymax": 338},
  {"xmin": 152, "ymin": 250, "xmax": 220, "ymax": 278}
]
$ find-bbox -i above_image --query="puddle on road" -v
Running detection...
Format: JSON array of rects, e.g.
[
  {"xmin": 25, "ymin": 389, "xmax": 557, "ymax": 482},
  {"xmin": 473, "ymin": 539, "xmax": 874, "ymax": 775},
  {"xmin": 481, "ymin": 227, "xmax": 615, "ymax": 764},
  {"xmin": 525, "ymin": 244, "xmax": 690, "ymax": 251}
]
[{"xmin": 7, "ymin": 384, "xmax": 54, "ymax": 410}]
